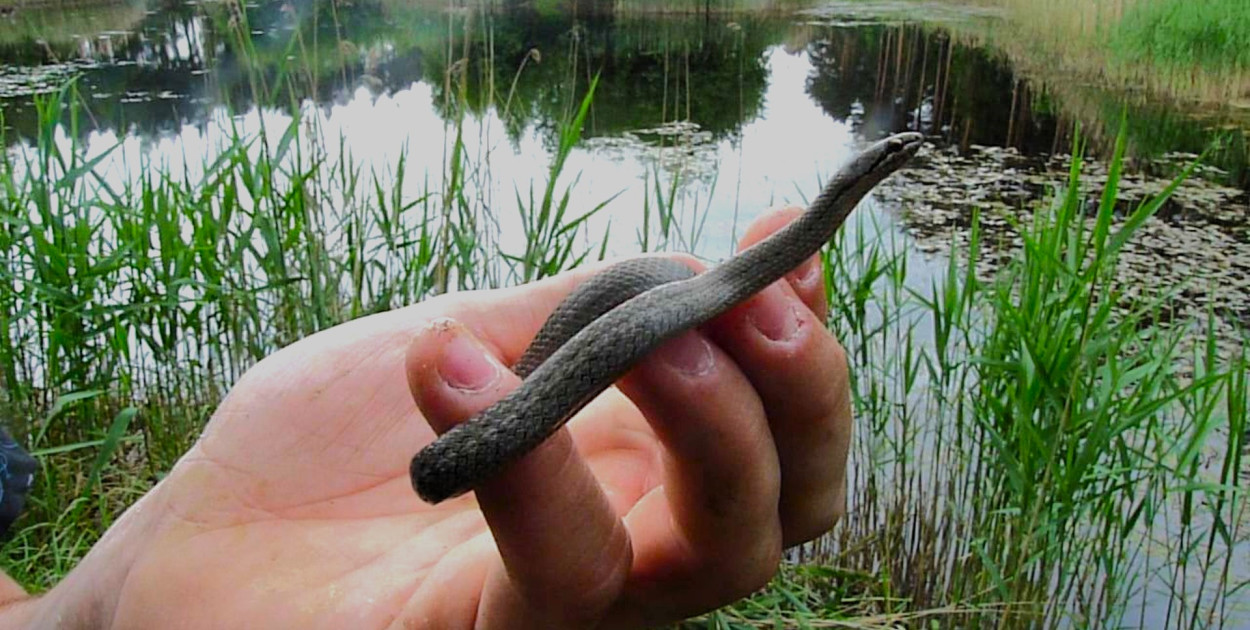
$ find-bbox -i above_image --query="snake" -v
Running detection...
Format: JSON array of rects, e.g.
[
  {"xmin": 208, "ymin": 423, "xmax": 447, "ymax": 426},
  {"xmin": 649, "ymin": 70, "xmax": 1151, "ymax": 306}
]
[{"xmin": 410, "ymin": 131, "xmax": 923, "ymax": 504}]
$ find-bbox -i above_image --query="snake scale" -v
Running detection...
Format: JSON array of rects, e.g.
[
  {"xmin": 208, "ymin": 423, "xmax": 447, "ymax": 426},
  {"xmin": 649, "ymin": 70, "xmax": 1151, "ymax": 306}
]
[{"xmin": 410, "ymin": 132, "xmax": 923, "ymax": 504}]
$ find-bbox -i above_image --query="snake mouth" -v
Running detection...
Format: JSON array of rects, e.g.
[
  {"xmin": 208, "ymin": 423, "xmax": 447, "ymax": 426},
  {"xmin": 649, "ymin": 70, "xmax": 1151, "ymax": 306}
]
[
  {"xmin": 878, "ymin": 132, "xmax": 924, "ymax": 172},
  {"xmin": 894, "ymin": 132, "xmax": 924, "ymax": 155},
  {"xmin": 849, "ymin": 131, "xmax": 923, "ymax": 191}
]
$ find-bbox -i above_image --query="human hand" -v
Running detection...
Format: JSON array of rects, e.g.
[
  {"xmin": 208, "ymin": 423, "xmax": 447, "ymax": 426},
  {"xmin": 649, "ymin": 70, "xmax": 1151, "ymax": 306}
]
[{"xmin": 9, "ymin": 207, "xmax": 853, "ymax": 629}]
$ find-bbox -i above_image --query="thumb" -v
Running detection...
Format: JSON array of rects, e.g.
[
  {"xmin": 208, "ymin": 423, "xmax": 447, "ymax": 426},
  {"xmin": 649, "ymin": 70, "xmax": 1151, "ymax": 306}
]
[{"xmin": 403, "ymin": 318, "xmax": 632, "ymax": 627}]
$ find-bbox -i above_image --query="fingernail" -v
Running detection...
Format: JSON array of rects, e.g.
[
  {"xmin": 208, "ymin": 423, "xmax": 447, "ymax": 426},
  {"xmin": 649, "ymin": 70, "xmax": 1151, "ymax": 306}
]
[
  {"xmin": 438, "ymin": 331, "xmax": 500, "ymax": 392},
  {"xmin": 748, "ymin": 289, "xmax": 801, "ymax": 341},
  {"xmin": 790, "ymin": 257, "xmax": 821, "ymax": 287},
  {"xmin": 657, "ymin": 332, "xmax": 714, "ymax": 376}
]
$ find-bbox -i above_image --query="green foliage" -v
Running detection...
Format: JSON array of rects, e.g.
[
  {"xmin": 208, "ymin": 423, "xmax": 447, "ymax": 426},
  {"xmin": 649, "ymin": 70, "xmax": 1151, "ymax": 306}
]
[
  {"xmin": 1111, "ymin": 0, "xmax": 1250, "ymax": 70},
  {"xmin": 960, "ymin": 121, "xmax": 1193, "ymax": 623},
  {"xmin": 811, "ymin": 121, "xmax": 1248, "ymax": 628},
  {"xmin": 0, "ymin": 30, "xmax": 622, "ymax": 588}
]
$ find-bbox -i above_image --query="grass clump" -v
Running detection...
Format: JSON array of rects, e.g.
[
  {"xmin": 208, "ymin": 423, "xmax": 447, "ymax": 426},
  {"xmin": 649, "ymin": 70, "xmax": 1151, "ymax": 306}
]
[
  {"xmin": 797, "ymin": 121, "xmax": 1247, "ymax": 629},
  {"xmin": 0, "ymin": 63, "xmax": 611, "ymax": 588},
  {"xmin": 1111, "ymin": 0, "xmax": 1250, "ymax": 71},
  {"xmin": 958, "ymin": 0, "xmax": 1250, "ymax": 107}
]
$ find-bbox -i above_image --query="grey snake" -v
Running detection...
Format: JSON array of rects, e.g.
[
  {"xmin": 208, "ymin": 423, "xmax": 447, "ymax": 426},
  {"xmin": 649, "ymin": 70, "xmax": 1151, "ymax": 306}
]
[{"xmin": 410, "ymin": 132, "xmax": 923, "ymax": 504}]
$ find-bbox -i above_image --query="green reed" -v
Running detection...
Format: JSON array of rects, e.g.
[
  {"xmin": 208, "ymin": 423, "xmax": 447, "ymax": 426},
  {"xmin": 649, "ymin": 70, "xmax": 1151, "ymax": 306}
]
[
  {"xmin": 784, "ymin": 124, "xmax": 1244, "ymax": 628},
  {"xmin": 1110, "ymin": 0, "xmax": 1250, "ymax": 71},
  {"xmin": 677, "ymin": 124, "xmax": 1247, "ymax": 629},
  {"xmin": 0, "ymin": 0, "xmax": 663, "ymax": 586},
  {"xmin": 961, "ymin": 0, "xmax": 1249, "ymax": 109},
  {"xmin": 0, "ymin": 88, "xmax": 605, "ymax": 595}
]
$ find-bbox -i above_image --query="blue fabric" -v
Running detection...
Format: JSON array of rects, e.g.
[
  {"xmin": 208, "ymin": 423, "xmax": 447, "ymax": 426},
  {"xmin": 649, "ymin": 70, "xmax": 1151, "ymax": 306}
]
[{"xmin": 0, "ymin": 427, "xmax": 35, "ymax": 538}]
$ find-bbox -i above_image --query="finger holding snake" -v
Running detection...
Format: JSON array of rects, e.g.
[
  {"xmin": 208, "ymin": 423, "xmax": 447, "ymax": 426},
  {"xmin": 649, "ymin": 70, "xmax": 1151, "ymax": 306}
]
[
  {"xmin": 404, "ymin": 235, "xmax": 847, "ymax": 628},
  {"xmin": 403, "ymin": 133, "xmax": 920, "ymax": 627},
  {"xmin": 410, "ymin": 132, "xmax": 921, "ymax": 504}
]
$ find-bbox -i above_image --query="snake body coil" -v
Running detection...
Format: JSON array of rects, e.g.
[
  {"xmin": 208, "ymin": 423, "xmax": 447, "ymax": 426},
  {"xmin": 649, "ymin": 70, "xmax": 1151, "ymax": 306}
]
[{"xmin": 411, "ymin": 132, "xmax": 923, "ymax": 504}]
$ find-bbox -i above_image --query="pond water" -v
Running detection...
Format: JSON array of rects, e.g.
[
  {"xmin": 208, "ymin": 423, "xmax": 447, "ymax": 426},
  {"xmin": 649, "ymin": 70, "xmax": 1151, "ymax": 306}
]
[
  {"xmin": 2, "ymin": 0, "xmax": 1247, "ymax": 308},
  {"xmin": 1, "ymin": 0, "xmax": 1247, "ymax": 626},
  {"xmin": 2, "ymin": 0, "xmax": 1247, "ymax": 187},
  {"xmin": 3, "ymin": 0, "xmax": 1247, "ymax": 303}
]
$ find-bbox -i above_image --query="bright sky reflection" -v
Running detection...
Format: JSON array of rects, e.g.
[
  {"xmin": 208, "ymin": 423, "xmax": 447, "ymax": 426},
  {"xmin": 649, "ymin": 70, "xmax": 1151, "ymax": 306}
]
[{"xmin": 20, "ymin": 44, "xmax": 932, "ymax": 282}]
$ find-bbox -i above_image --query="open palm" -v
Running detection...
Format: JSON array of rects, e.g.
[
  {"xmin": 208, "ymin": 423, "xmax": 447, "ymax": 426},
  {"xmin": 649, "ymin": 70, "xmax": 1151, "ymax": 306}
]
[{"xmin": 44, "ymin": 209, "xmax": 852, "ymax": 630}]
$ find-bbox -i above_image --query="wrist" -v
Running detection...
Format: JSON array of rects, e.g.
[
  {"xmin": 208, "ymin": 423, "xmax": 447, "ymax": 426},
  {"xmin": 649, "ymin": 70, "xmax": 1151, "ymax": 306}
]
[
  {"xmin": 6, "ymin": 482, "xmax": 173, "ymax": 629},
  {"xmin": 0, "ymin": 549, "xmax": 118, "ymax": 629},
  {"xmin": 0, "ymin": 575, "xmax": 88, "ymax": 630},
  {"xmin": 0, "ymin": 595, "xmax": 39, "ymax": 629},
  {"xmin": 0, "ymin": 578, "xmax": 111, "ymax": 630},
  {"xmin": 0, "ymin": 572, "xmax": 37, "ymax": 629}
]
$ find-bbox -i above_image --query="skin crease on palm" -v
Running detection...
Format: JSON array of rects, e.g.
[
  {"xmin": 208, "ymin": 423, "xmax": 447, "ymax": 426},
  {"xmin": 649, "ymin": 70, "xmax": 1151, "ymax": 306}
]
[{"xmin": 0, "ymin": 206, "xmax": 854, "ymax": 630}]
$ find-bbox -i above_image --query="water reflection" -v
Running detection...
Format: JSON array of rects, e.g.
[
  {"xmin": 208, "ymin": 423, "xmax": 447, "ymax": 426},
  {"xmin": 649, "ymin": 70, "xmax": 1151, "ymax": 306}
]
[
  {"xmin": 1, "ymin": 0, "xmax": 1247, "ymax": 188},
  {"xmin": 805, "ymin": 23, "xmax": 1062, "ymax": 151}
]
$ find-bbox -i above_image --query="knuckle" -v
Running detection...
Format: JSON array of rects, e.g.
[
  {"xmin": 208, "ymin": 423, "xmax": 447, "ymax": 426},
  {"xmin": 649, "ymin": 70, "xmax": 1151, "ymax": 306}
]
[
  {"xmin": 728, "ymin": 540, "xmax": 783, "ymax": 599},
  {"xmin": 787, "ymin": 504, "xmax": 843, "ymax": 548}
]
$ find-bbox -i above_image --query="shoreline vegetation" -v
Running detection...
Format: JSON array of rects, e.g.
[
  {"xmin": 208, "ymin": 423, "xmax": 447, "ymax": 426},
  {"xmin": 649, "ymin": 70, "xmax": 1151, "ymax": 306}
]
[
  {"xmin": 955, "ymin": 0, "xmax": 1249, "ymax": 110},
  {"xmin": 0, "ymin": 0, "xmax": 1247, "ymax": 628}
]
